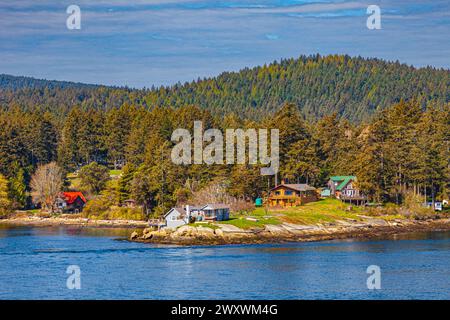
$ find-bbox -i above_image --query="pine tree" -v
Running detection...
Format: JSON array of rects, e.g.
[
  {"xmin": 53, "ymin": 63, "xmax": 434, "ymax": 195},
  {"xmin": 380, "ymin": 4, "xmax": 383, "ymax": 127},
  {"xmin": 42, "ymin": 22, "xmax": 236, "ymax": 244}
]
[
  {"xmin": 28, "ymin": 111, "xmax": 58, "ymax": 165},
  {"xmin": 0, "ymin": 173, "xmax": 11, "ymax": 212},
  {"xmin": 78, "ymin": 162, "xmax": 110, "ymax": 194},
  {"xmin": 58, "ymin": 107, "xmax": 82, "ymax": 171},
  {"xmin": 78, "ymin": 109, "xmax": 105, "ymax": 164},
  {"xmin": 314, "ymin": 113, "xmax": 342, "ymax": 181},
  {"xmin": 284, "ymin": 138, "xmax": 320, "ymax": 185},
  {"xmin": 353, "ymin": 113, "xmax": 391, "ymax": 202},
  {"xmin": 414, "ymin": 106, "xmax": 449, "ymax": 203},
  {"xmin": 118, "ymin": 163, "xmax": 136, "ymax": 203},
  {"xmin": 105, "ymin": 105, "xmax": 134, "ymax": 169},
  {"xmin": 385, "ymin": 100, "xmax": 422, "ymax": 203},
  {"xmin": 8, "ymin": 162, "xmax": 27, "ymax": 209}
]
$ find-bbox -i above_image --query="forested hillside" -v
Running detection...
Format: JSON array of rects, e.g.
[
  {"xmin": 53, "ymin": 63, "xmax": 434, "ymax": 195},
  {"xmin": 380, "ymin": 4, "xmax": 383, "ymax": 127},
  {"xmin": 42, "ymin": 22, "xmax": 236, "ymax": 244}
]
[
  {"xmin": 0, "ymin": 54, "xmax": 448, "ymax": 217},
  {"xmin": 0, "ymin": 74, "xmax": 98, "ymax": 90},
  {"xmin": 0, "ymin": 101, "xmax": 448, "ymax": 216},
  {"xmin": 144, "ymin": 55, "xmax": 449, "ymax": 121},
  {"xmin": 1, "ymin": 54, "xmax": 449, "ymax": 122}
]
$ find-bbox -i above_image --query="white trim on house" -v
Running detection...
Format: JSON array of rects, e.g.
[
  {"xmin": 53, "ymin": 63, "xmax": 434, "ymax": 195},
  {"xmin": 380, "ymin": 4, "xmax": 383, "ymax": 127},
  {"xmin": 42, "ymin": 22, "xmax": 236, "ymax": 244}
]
[
  {"xmin": 164, "ymin": 208, "xmax": 189, "ymax": 229},
  {"xmin": 162, "ymin": 204, "xmax": 230, "ymax": 229}
]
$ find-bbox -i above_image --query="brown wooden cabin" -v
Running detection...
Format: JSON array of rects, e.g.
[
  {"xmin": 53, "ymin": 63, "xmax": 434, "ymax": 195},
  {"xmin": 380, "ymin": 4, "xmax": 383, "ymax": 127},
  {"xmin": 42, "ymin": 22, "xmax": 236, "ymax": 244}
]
[{"xmin": 268, "ymin": 183, "xmax": 317, "ymax": 207}]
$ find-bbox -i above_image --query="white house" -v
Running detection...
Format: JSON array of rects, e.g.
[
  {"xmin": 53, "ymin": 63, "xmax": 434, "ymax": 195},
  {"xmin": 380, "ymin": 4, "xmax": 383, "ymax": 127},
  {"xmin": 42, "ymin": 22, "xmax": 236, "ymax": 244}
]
[
  {"xmin": 164, "ymin": 207, "xmax": 190, "ymax": 229},
  {"xmin": 163, "ymin": 204, "xmax": 230, "ymax": 229}
]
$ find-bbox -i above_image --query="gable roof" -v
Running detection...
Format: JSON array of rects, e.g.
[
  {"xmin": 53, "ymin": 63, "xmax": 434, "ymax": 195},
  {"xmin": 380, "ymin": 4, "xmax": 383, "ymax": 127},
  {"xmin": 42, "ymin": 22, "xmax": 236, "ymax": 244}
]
[
  {"xmin": 201, "ymin": 204, "xmax": 229, "ymax": 210},
  {"xmin": 164, "ymin": 207, "xmax": 186, "ymax": 218},
  {"xmin": 164, "ymin": 204, "xmax": 230, "ymax": 218},
  {"xmin": 62, "ymin": 191, "xmax": 86, "ymax": 204},
  {"xmin": 330, "ymin": 176, "xmax": 356, "ymax": 191},
  {"xmin": 271, "ymin": 184, "xmax": 316, "ymax": 192},
  {"xmin": 186, "ymin": 205, "xmax": 203, "ymax": 211}
]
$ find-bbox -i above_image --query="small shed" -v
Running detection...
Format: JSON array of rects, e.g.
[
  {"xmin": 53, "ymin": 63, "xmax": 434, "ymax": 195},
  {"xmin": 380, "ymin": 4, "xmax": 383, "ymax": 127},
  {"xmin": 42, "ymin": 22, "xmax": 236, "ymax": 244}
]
[
  {"xmin": 320, "ymin": 189, "xmax": 331, "ymax": 198},
  {"xmin": 255, "ymin": 198, "xmax": 263, "ymax": 207}
]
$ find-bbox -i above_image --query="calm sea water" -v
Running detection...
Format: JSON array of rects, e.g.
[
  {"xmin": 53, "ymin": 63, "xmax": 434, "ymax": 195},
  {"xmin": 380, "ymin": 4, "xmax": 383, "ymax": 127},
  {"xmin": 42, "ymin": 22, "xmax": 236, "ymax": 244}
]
[{"xmin": 0, "ymin": 224, "xmax": 449, "ymax": 300}]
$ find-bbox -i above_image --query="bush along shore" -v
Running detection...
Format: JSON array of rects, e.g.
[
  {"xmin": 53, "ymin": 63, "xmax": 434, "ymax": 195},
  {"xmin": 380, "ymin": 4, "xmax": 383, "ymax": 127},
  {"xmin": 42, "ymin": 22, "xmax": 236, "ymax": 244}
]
[{"xmin": 0, "ymin": 211, "xmax": 148, "ymax": 228}]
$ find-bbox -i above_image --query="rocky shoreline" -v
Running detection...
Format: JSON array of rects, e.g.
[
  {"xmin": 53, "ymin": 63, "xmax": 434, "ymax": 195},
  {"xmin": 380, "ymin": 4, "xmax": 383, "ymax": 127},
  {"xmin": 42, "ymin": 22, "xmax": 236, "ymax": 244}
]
[
  {"xmin": 130, "ymin": 218, "xmax": 450, "ymax": 246},
  {"xmin": 2, "ymin": 215, "xmax": 449, "ymax": 245}
]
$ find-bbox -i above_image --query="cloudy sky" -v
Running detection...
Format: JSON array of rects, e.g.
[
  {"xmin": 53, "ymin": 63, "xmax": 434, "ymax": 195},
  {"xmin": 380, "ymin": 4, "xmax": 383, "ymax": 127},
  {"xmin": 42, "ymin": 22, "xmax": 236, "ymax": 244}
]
[{"xmin": 0, "ymin": 0, "xmax": 449, "ymax": 88}]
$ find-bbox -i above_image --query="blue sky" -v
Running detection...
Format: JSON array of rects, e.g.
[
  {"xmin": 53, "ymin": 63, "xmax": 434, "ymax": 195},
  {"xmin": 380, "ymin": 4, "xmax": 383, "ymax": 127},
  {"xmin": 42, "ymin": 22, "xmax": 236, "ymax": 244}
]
[{"xmin": 0, "ymin": 0, "xmax": 449, "ymax": 88}]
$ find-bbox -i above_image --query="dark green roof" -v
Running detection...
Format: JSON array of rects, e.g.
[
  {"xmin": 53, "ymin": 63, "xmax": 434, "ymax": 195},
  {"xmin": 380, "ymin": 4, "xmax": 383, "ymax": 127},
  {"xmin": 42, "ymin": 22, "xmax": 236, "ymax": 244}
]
[{"xmin": 330, "ymin": 176, "xmax": 356, "ymax": 191}]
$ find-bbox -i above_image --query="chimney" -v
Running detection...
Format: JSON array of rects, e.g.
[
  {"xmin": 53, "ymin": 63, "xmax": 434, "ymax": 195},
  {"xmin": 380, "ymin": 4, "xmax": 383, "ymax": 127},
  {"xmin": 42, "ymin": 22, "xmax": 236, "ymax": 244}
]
[{"xmin": 186, "ymin": 205, "xmax": 190, "ymax": 218}]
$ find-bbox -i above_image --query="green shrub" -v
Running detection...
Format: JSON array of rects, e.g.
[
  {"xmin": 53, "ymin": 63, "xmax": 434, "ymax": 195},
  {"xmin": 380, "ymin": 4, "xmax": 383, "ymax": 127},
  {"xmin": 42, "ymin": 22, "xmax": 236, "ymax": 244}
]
[
  {"xmin": 82, "ymin": 196, "xmax": 111, "ymax": 218},
  {"xmin": 82, "ymin": 198, "xmax": 146, "ymax": 221}
]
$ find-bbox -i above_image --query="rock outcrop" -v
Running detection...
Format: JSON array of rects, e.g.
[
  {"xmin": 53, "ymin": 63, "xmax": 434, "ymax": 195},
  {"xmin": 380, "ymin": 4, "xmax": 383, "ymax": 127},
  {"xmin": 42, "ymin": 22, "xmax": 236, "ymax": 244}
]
[{"xmin": 130, "ymin": 218, "xmax": 450, "ymax": 246}]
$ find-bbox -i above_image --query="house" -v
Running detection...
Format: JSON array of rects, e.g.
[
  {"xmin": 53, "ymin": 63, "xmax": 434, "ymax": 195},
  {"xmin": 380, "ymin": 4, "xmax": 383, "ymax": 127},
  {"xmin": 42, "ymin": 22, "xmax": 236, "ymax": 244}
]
[
  {"xmin": 162, "ymin": 204, "xmax": 230, "ymax": 229},
  {"xmin": 267, "ymin": 182, "xmax": 317, "ymax": 207},
  {"xmin": 424, "ymin": 202, "xmax": 443, "ymax": 211},
  {"xmin": 327, "ymin": 176, "xmax": 367, "ymax": 204},
  {"xmin": 201, "ymin": 204, "xmax": 230, "ymax": 221},
  {"xmin": 164, "ymin": 207, "xmax": 190, "ymax": 229},
  {"xmin": 55, "ymin": 191, "xmax": 87, "ymax": 213}
]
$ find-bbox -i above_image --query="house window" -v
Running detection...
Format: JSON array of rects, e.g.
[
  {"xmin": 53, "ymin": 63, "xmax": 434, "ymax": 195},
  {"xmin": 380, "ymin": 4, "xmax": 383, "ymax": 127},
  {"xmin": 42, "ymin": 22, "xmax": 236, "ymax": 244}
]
[
  {"xmin": 172, "ymin": 215, "xmax": 178, "ymax": 221},
  {"xmin": 285, "ymin": 190, "xmax": 293, "ymax": 196},
  {"xmin": 275, "ymin": 191, "xmax": 281, "ymax": 195}
]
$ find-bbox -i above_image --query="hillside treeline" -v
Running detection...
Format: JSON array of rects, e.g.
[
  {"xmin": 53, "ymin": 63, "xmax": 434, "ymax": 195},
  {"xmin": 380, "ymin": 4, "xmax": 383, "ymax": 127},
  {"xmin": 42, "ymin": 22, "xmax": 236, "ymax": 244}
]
[
  {"xmin": 1, "ymin": 54, "xmax": 449, "ymax": 122},
  {"xmin": 0, "ymin": 100, "xmax": 448, "ymax": 215}
]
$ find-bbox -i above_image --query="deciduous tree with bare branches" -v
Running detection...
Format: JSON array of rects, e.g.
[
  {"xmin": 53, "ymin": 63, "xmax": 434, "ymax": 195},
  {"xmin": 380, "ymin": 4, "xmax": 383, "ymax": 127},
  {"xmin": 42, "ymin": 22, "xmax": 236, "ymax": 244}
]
[{"xmin": 30, "ymin": 162, "xmax": 63, "ymax": 212}]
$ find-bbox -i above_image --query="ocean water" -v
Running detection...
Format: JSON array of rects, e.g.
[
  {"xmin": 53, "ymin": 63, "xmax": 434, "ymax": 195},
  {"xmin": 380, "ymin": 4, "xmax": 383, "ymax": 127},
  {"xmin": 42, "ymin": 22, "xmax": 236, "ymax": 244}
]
[{"xmin": 0, "ymin": 225, "xmax": 449, "ymax": 300}]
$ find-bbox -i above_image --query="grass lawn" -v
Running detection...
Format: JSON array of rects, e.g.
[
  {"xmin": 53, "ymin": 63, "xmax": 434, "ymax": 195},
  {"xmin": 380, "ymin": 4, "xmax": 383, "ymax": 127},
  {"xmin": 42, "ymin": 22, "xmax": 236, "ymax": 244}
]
[
  {"xmin": 240, "ymin": 198, "xmax": 366, "ymax": 226},
  {"xmin": 217, "ymin": 216, "xmax": 281, "ymax": 229},
  {"xmin": 272, "ymin": 198, "xmax": 365, "ymax": 224},
  {"xmin": 109, "ymin": 169, "xmax": 122, "ymax": 177},
  {"xmin": 188, "ymin": 223, "xmax": 220, "ymax": 230}
]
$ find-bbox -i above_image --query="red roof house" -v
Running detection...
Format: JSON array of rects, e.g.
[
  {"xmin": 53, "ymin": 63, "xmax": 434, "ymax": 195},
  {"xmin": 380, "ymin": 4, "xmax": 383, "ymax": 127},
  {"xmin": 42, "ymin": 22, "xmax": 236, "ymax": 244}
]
[
  {"xmin": 55, "ymin": 191, "xmax": 87, "ymax": 213},
  {"xmin": 62, "ymin": 192, "xmax": 87, "ymax": 204}
]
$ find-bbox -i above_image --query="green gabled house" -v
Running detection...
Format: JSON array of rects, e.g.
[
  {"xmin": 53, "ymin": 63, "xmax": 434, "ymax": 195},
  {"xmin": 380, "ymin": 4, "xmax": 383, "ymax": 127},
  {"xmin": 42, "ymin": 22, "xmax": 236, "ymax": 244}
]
[{"xmin": 326, "ymin": 176, "xmax": 367, "ymax": 204}]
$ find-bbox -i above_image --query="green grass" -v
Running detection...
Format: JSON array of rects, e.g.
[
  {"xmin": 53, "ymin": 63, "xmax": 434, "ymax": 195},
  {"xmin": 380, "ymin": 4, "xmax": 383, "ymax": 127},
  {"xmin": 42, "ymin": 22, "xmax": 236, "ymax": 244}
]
[
  {"xmin": 249, "ymin": 198, "xmax": 364, "ymax": 225},
  {"xmin": 278, "ymin": 198, "xmax": 364, "ymax": 224},
  {"xmin": 109, "ymin": 169, "xmax": 122, "ymax": 176},
  {"xmin": 217, "ymin": 216, "xmax": 281, "ymax": 229},
  {"xmin": 214, "ymin": 198, "xmax": 366, "ymax": 229},
  {"xmin": 188, "ymin": 223, "xmax": 220, "ymax": 230}
]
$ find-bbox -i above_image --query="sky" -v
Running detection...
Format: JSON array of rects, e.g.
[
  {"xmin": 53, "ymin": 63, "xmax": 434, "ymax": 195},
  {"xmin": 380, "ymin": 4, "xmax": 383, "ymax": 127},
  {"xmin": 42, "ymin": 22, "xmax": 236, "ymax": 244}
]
[{"xmin": 0, "ymin": 0, "xmax": 449, "ymax": 88}]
